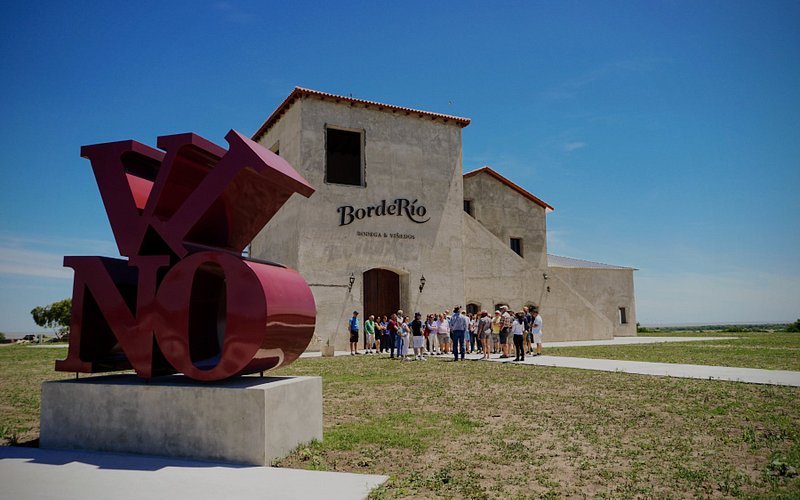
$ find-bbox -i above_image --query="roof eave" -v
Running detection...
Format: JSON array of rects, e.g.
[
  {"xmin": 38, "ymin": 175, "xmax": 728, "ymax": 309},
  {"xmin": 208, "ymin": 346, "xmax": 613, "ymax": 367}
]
[
  {"xmin": 252, "ymin": 87, "xmax": 471, "ymax": 142},
  {"xmin": 464, "ymin": 166, "xmax": 554, "ymax": 212}
]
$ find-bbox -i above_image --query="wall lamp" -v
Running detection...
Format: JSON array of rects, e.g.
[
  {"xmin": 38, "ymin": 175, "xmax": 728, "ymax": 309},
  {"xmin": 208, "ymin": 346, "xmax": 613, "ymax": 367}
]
[
  {"xmin": 419, "ymin": 275, "xmax": 426, "ymax": 293},
  {"xmin": 543, "ymin": 273, "xmax": 549, "ymax": 280},
  {"xmin": 348, "ymin": 272, "xmax": 355, "ymax": 292}
]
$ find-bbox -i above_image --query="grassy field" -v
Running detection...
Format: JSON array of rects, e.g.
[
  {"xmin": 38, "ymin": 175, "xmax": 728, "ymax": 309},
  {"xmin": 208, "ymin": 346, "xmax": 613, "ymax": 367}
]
[
  {"xmin": 2, "ymin": 342, "xmax": 799, "ymax": 498},
  {"xmin": 0, "ymin": 345, "xmax": 71, "ymax": 445},
  {"xmin": 546, "ymin": 331, "xmax": 800, "ymax": 371}
]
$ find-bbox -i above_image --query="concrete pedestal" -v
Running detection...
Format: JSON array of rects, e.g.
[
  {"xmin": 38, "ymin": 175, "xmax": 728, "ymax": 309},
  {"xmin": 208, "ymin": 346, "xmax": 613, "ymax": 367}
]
[{"xmin": 40, "ymin": 375, "xmax": 322, "ymax": 465}]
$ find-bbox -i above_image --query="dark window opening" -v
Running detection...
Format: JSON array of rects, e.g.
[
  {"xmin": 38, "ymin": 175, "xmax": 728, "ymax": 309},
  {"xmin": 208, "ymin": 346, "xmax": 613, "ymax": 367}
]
[
  {"xmin": 466, "ymin": 303, "xmax": 480, "ymax": 315},
  {"xmin": 463, "ymin": 199, "xmax": 473, "ymax": 216},
  {"xmin": 270, "ymin": 141, "xmax": 279, "ymax": 156},
  {"xmin": 325, "ymin": 127, "xmax": 363, "ymax": 186},
  {"xmin": 510, "ymin": 238, "xmax": 523, "ymax": 257},
  {"xmin": 619, "ymin": 307, "xmax": 628, "ymax": 325}
]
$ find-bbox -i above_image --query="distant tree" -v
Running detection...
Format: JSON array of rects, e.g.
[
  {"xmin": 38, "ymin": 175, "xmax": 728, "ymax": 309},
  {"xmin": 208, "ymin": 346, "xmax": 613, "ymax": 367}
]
[
  {"xmin": 786, "ymin": 319, "xmax": 800, "ymax": 333},
  {"xmin": 0, "ymin": 331, "xmax": 6, "ymax": 342},
  {"xmin": 30, "ymin": 299, "xmax": 72, "ymax": 340}
]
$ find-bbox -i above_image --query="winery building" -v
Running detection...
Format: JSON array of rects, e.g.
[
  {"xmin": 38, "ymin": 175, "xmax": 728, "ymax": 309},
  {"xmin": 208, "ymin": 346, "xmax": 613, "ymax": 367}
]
[{"xmin": 250, "ymin": 87, "xmax": 636, "ymax": 350}]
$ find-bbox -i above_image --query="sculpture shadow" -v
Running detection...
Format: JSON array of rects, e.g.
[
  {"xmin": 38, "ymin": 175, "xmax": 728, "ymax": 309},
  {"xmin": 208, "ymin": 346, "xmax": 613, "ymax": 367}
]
[{"xmin": 0, "ymin": 446, "xmax": 257, "ymax": 471}]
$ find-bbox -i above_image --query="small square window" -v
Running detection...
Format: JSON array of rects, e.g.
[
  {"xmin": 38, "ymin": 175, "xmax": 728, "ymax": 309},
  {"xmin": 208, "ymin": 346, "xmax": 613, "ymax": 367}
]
[
  {"xmin": 619, "ymin": 307, "xmax": 628, "ymax": 324},
  {"xmin": 510, "ymin": 238, "xmax": 523, "ymax": 257},
  {"xmin": 325, "ymin": 127, "xmax": 363, "ymax": 186},
  {"xmin": 463, "ymin": 199, "xmax": 473, "ymax": 216}
]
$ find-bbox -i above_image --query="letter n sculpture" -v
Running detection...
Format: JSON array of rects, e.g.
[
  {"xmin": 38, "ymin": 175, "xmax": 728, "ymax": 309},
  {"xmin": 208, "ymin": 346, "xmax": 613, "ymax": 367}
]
[{"xmin": 56, "ymin": 130, "xmax": 316, "ymax": 381}]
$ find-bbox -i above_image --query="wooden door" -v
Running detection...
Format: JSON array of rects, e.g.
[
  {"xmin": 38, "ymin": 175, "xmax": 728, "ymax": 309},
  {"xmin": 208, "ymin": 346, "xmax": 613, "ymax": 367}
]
[{"xmin": 362, "ymin": 269, "xmax": 400, "ymax": 319}]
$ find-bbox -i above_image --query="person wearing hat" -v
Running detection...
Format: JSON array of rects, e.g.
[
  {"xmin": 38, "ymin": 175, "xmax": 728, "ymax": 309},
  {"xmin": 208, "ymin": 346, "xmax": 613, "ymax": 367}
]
[
  {"xmin": 348, "ymin": 311, "xmax": 360, "ymax": 355},
  {"xmin": 449, "ymin": 306, "xmax": 468, "ymax": 361}
]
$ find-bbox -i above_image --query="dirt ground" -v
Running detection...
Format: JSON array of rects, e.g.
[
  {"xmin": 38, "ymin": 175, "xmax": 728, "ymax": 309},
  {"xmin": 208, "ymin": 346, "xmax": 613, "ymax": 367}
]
[{"xmin": 273, "ymin": 354, "xmax": 800, "ymax": 498}]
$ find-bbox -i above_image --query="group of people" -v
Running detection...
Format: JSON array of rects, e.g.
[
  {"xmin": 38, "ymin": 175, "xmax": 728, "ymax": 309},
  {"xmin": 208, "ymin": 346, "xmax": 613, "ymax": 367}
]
[{"xmin": 347, "ymin": 305, "xmax": 543, "ymax": 362}]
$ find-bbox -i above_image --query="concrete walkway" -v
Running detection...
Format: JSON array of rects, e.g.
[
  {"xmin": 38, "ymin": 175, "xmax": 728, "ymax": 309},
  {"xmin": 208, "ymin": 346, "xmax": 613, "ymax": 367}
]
[
  {"xmin": 0, "ymin": 447, "xmax": 388, "ymax": 500},
  {"xmin": 487, "ymin": 355, "xmax": 800, "ymax": 387},
  {"xmin": 303, "ymin": 336, "xmax": 800, "ymax": 388}
]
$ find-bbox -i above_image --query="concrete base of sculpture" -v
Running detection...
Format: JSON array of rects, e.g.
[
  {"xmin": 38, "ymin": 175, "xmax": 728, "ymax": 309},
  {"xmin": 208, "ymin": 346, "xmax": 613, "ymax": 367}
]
[{"xmin": 40, "ymin": 374, "xmax": 322, "ymax": 466}]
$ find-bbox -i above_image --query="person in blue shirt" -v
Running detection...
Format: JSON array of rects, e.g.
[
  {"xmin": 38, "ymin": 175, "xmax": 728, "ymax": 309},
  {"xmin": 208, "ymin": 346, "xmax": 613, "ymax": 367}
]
[
  {"xmin": 348, "ymin": 311, "xmax": 360, "ymax": 356},
  {"xmin": 449, "ymin": 306, "xmax": 468, "ymax": 361}
]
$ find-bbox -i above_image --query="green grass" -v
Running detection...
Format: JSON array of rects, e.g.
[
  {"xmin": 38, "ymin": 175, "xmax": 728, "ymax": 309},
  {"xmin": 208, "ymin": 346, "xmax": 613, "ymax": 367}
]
[
  {"xmin": 0, "ymin": 345, "xmax": 70, "ymax": 444},
  {"xmin": 271, "ymin": 354, "xmax": 800, "ymax": 498},
  {"xmin": 547, "ymin": 331, "xmax": 800, "ymax": 370},
  {"xmin": 2, "ymin": 341, "xmax": 799, "ymax": 497}
]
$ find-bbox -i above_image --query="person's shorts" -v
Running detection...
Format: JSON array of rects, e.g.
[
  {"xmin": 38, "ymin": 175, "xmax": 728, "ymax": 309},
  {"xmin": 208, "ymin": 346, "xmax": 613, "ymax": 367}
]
[
  {"xmin": 481, "ymin": 332, "xmax": 491, "ymax": 341},
  {"xmin": 464, "ymin": 332, "xmax": 471, "ymax": 341},
  {"xmin": 491, "ymin": 333, "xmax": 500, "ymax": 345},
  {"xmin": 349, "ymin": 330, "xmax": 359, "ymax": 343},
  {"xmin": 412, "ymin": 336, "xmax": 425, "ymax": 348},
  {"xmin": 366, "ymin": 333, "xmax": 375, "ymax": 344},
  {"xmin": 525, "ymin": 332, "xmax": 533, "ymax": 342},
  {"xmin": 438, "ymin": 333, "xmax": 451, "ymax": 344},
  {"xmin": 499, "ymin": 330, "xmax": 509, "ymax": 344},
  {"xmin": 533, "ymin": 333, "xmax": 543, "ymax": 344}
]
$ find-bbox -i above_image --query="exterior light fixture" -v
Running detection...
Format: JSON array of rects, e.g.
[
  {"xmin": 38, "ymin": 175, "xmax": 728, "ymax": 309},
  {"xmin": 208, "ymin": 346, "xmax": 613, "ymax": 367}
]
[
  {"xmin": 419, "ymin": 274, "xmax": 426, "ymax": 293},
  {"xmin": 543, "ymin": 273, "xmax": 549, "ymax": 280},
  {"xmin": 348, "ymin": 272, "xmax": 355, "ymax": 292}
]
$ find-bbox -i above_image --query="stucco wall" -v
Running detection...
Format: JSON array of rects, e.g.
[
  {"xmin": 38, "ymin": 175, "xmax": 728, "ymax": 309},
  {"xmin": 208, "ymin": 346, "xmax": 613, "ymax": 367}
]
[
  {"xmin": 463, "ymin": 173, "xmax": 548, "ymax": 269},
  {"xmin": 463, "ymin": 214, "xmax": 614, "ymax": 342},
  {"xmin": 250, "ymin": 93, "xmax": 636, "ymax": 349},
  {"xmin": 548, "ymin": 267, "xmax": 637, "ymax": 336},
  {"xmin": 250, "ymin": 103, "xmax": 303, "ymax": 269},
  {"xmin": 252, "ymin": 97, "xmax": 466, "ymax": 350}
]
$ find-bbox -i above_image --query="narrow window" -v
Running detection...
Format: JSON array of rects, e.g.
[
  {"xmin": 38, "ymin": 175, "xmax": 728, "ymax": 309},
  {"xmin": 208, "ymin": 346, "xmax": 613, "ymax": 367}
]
[
  {"xmin": 619, "ymin": 307, "xmax": 628, "ymax": 325},
  {"xmin": 325, "ymin": 127, "xmax": 363, "ymax": 186},
  {"xmin": 510, "ymin": 238, "xmax": 523, "ymax": 257},
  {"xmin": 463, "ymin": 199, "xmax": 473, "ymax": 216},
  {"xmin": 270, "ymin": 141, "xmax": 280, "ymax": 156}
]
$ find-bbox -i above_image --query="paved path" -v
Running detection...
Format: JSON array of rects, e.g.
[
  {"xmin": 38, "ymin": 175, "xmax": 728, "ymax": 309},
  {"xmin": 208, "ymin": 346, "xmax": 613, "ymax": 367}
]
[
  {"xmin": 486, "ymin": 355, "xmax": 800, "ymax": 387},
  {"xmin": 303, "ymin": 336, "xmax": 800, "ymax": 388},
  {"xmin": 0, "ymin": 447, "xmax": 388, "ymax": 500}
]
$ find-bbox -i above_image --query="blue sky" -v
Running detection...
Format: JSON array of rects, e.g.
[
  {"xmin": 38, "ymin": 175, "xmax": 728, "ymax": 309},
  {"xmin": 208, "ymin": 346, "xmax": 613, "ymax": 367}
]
[{"xmin": 1, "ymin": 0, "xmax": 798, "ymax": 331}]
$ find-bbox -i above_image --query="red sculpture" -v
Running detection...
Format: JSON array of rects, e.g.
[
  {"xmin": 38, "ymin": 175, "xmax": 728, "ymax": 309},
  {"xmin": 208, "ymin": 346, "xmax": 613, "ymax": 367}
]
[{"xmin": 56, "ymin": 130, "xmax": 316, "ymax": 381}]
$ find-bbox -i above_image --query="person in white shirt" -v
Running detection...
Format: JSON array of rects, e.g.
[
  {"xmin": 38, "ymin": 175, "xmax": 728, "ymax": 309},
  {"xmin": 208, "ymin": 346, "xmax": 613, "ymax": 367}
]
[
  {"xmin": 531, "ymin": 309, "xmax": 543, "ymax": 356},
  {"xmin": 437, "ymin": 313, "xmax": 451, "ymax": 355},
  {"xmin": 512, "ymin": 311, "xmax": 526, "ymax": 361}
]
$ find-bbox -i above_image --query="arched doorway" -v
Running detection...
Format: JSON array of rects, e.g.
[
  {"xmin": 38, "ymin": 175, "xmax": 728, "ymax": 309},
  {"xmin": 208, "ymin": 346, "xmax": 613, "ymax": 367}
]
[
  {"xmin": 466, "ymin": 303, "xmax": 481, "ymax": 315},
  {"xmin": 363, "ymin": 268, "xmax": 400, "ymax": 319}
]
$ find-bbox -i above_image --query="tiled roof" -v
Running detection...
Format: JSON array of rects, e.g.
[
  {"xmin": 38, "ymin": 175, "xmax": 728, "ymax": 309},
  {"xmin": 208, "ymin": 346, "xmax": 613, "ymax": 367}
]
[
  {"xmin": 463, "ymin": 166, "xmax": 554, "ymax": 212},
  {"xmin": 252, "ymin": 87, "xmax": 471, "ymax": 142},
  {"xmin": 548, "ymin": 254, "xmax": 636, "ymax": 270}
]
